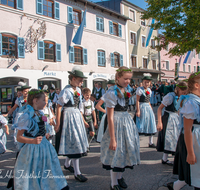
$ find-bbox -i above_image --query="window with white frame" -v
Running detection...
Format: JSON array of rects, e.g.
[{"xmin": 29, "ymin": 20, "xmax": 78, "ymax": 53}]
[
  {"xmin": 183, "ymin": 64, "xmax": 186, "ymax": 72},
  {"xmin": 151, "ymin": 39, "xmax": 155, "ymax": 49},
  {"xmin": 143, "ymin": 58, "xmax": 148, "ymax": 68},
  {"xmin": 109, "ymin": 21, "xmax": 122, "ymax": 37},
  {"xmin": 96, "ymin": 16, "xmax": 104, "ymax": 32},
  {"xmin": 152, "ymin": 60, "xmax": 156, "ymax": 69},
  {"xmin": 1, "ymin": 0, "xmax": 23, "ymax": 10},
  {"xmin": 67, "ymin": 6, "xmax": 86, "ymax": 27},
  {"xmin": 130, "ymin": 32, "xmax": 136, "ymax": 45},
  {"xmin": 129, "ymin": 10, "xmax": 135, "ymax": 22},
  {"xmin": 0, "ymin": 33, "xmax": 25, "ymax": 59},
  {"xmin": 97, "ymin": 50, "xmax": 106, "ymax": 67},
  {"xmin": 131, "ymin": 55, "xmax": 137, "ymax": 67},
  {"xmin": 142, "ymin": 36, "xmax": 146, "ymax": 47},
  {"xmin": 36, "ymin": 0, "xmax": 60, "ymax": 20},
  {"xmin": 38, "ymin": 40, "xmax": 61, "ymax": 62},
  {"xmin": 188, "ymin": 65, "xmax": 191, "ymax": 73},
  {"xmin": 140, "ymin": 14, "xmax": 145, "ymax": 26},
  {"xmin": 166, "ymin": 61, "xmax": 169, "ymax": 70},
  {"xmin": 194, "ymin": 66, "xmax": 196, "ymax": 72}
]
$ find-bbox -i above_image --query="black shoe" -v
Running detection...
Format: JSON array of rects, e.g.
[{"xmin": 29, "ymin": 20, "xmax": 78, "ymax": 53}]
[
  {"xmin": 74, "ymin": 174, "xmax": 88, "ymax": 182},
  {"xmin": 166, "ymin": 182, "xmax": 174, "ymax": 190},
  {"xmin": 118, "ymin": 177, "xmax": 128, "ymax": 189},
  {"xmin": 7, "ymin": 178, "xmax": 14, "ymax": 188},
  {"xmin": 64, "ymin": 165, "xmax": 74, "ymax": 173},
  {"xmin": 162, "ymin": 159, "xmax": 173, "ymax": 166},
  {"xmin": 149, "ymin": 143, "xmax": 156, "ymax": 148},
  {"xmin": 110, "ymin": 185, "xmax": 123, "ymax": 190}
]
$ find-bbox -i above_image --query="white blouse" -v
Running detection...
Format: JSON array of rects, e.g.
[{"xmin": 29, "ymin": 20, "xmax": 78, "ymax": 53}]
[
  {"xmin": 162, "ymin": 92, "xmax": 175, "ymax": 107},
  {"xmin": 180, "ymin": 99, "xmax": 200, "ymax": 120},
  {"xmin": 57, "ymin": 85, "xmax": 81, "ymax": 106},
  {"xmin": 136, "ymin": 87, "xmax": 152, "ymax": 96},
  {"xmin": 0, "ymin": 115, "xmax": 8, "ymax": 126},
  {"xmin": 104, "ymin": 87, "xmax": 127, "ymax": 108}
]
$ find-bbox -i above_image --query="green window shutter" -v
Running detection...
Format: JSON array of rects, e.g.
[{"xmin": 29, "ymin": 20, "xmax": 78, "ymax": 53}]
[
  {"xmin": 111, "ymin": 53, "xmax": 114, "ymax": 67},
  {"xmin": 69, "ymin": 46, "xmax": 74, "ymax": 63},
  {"xmin": 56, "ymin": 44, "xmax": 61, "ymax": 62},
  {"xmin": 38, "ymin": 41, "xmax": 44, "ymax": 60},
  {"xmin": 118, "ymin": 24, "xmax": 122, "ymax": 37},
  {"xmin": 18, "ymin": 37, "xmax": 25, "ymax": 58},
  {"xmin": 36, "ymin": 0, "xmax": 43, "ymax": 15},
  {"xmin": 17, "ymin": 0, "xmax": 23, "ymax": 10},
  {"xmin": 109, "ymin": 21, "xmax": 113, "ymax": 34},
  {"xmin": 54, "ymin": 2, "xmax": 60, "ymax": 20},
  {"xmin": 83, "ymin": 48, "xmax": 88, "ymax": 64},
  {"xmin": 82, "ymin": 10, "xmax": 86, "ymax": 27},
  {"xmin": 120, "ymin": 54, "xmax": 123, "ymax": 66},
  {"xmin": 68, "ymin": 6, "xmax": 73, "ymax": 23}
]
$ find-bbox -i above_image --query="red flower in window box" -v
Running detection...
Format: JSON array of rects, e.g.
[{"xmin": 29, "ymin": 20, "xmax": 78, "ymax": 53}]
[
  {"xmin": 74, "ymin": 91, "xmax": 80, "ymax": 97},
  {"xmin": 146, "ymin": 91, "xmax": 150, "ymax": 95}
]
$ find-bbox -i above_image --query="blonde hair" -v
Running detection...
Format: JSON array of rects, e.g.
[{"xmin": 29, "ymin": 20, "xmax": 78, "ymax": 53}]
[{"xmin": 115, "ymin": 66, "xmax": 132, "ymax": 98}]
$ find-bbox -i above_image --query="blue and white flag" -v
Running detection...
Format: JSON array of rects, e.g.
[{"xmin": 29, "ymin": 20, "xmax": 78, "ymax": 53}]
[
  {"xmin": 72, "ymin": 10, "xmax": 86, "ymax": 45},
  {"xmin": 145, "ymin": 18, "xmax": 155, "ymax": 47},
  {"xmin": 183, "ymin": 50, "xmax": 195, "ymax": 64}
]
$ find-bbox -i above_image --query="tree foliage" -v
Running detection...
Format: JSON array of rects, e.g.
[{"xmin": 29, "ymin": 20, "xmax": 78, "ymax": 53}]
[{"xmin": 142, "ymin": 0, "xmax": 200, "ymax": 56}]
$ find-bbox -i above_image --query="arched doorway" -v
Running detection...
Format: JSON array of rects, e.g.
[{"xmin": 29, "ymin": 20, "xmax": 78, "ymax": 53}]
[{"xmin": 38, "ymin": 77, "xmax": 61, "ymax": 91}]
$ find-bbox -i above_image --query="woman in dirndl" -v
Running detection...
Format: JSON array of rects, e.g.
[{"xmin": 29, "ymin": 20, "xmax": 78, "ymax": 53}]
[
  {"xmin": 167, "ymin": 72, "xmax": 200, "ymax": 190},
  {"xmin": 14, "ymin": 89, "xmax": 69, "ymax": 190},
  {"xmin": 157, "ymin": 82, "xmax": 187, "ymax": 166},
  {"xmin": 101, "ymin": 66, "xmax": 140, "ymax": 190},
  {"xmin": 55, "ymin": 66, "xmax": 89, "ymax": 182},
  {"xmin": 135, "ymin": 74, "xmax": 157, "ymax": 147}
]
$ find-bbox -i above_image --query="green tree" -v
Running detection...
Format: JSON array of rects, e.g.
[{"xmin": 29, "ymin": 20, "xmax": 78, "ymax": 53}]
[{"xmin": 142, "ymin": 0, "xmax": 200, "ymax": 56}]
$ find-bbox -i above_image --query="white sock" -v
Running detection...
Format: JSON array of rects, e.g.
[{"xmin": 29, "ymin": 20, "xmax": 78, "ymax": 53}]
[
  {"xmin": 72, "ymin": 159, "xmax": 81, "ymax": 177},
  {"xmin": 110, "ymin": 170, "xmax": 118, "ymax": 188},
  {"xmin": 173, "ymin": 180, "xmax": 187, "ymax": 190},
  {"xmin": 64, "ymin": 157, "xmax": 71, "ymax": 168},
  {"xmin": 162, "ymin": 153, "xmax": 168, "ymax": 162},
  {"xmin": 149, "ymin": 136, "xmax": 154, "ymax": 145},
  {"xmin": 49, "ymin": 139, "xmax": 52, "ymax": 144},
  {"xmin": 117, "ymin": 172, "xmax": 123, "ymax": 180}
]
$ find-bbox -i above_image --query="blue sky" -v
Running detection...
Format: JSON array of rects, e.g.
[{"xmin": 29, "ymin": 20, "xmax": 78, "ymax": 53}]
[{"xmin": 90, "ymin": 0, "xmax": 148, "ymax": 10}]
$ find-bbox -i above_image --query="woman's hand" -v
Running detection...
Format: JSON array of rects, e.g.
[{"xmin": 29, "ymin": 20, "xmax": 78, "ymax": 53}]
[
  {"xmin": 89, "ymin": 131, "xmax": 95, "ymax": 137},
  {"xmin": 3, "ymin": 114, "xmax": 8, "ymax": 118},
  {"xmin": 136, "ymin": 111, "xmax": 140, "ymax": 117},
  {"xmin": 84, "ymin": 122, "xmax": 89, "ymax": 128},
  {"xmin": 33, "ymin": 136, "xmax": 43, "ymax": 144},
  {"xmin": 109, "ymin": 139, "xmax": 117, "ymax": 151},
  {"xmin": 45, "ymin": 133, "xmax": 50, "ymax": 139},
  {"xmin": 157, "ymin": 122, "xmax": 163, "ymax": 131},
  {"xmin": 187, "ymin": 152, "xmax": 197, "ymax": 165}
]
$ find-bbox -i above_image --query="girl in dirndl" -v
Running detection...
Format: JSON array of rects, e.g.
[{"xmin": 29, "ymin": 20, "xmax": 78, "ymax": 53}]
[
  {"xmin": 0, "ymin": 114, "xmax": 9, "ymax": 154},
  {"xmin": 101, "ymin": 66, "xmax": 140, "ymax": 190},
  {"xmin": 135, "ymin": 74, "xmax": 157, "ymax": 147},
  {"xmin": 167, "ymin": 72, "xmax": 200, "ymax": 190},
  {"xmin": 156, "ymin": 82, "xmax": 187, "ymax": 166},
  {"xmin": 14, "ymin": 89, "xmax": 69, "ymax": 190},
  {"xmin": 55, "ymin": 67, "xmax": 89, "ymax": 182}
]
